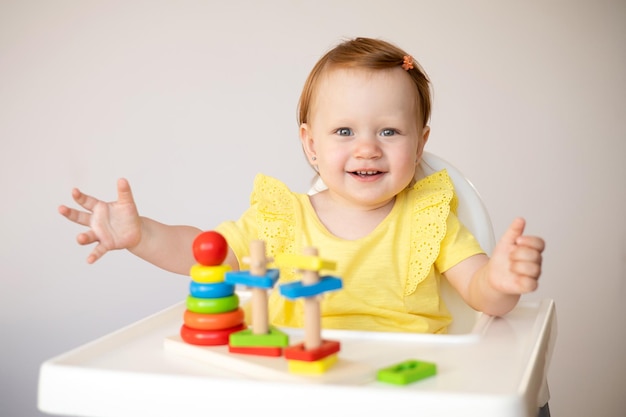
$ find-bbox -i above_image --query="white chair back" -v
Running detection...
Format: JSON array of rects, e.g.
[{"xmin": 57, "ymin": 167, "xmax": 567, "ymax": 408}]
[{"xmin": 420, "ymin": 152, "xmax": 495, "ymax": 333}]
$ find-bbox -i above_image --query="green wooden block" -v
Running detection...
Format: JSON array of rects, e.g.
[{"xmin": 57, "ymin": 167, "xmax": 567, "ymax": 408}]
[
  {"xmin": 376, "ymin": 359, "xmax": 437, "ymax": 385},
  {"xmin": 229, "ymin": 326, "xmax": 289, "ymax": 347}
]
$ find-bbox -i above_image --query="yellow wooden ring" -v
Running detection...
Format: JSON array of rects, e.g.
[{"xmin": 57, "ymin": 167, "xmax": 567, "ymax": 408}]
[
  {"xmin": 275, "ymin": 253, "xmax": 336, "ymax": 271},
  {"xmin": 189, "ymin": 264, "xmax": 232, "ymax": 283}
]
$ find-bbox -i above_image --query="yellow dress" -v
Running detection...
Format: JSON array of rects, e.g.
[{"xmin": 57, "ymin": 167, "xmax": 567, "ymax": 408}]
[{"xmin": 216, "ymin": 170, "xmax": 484, "ymax": 333}]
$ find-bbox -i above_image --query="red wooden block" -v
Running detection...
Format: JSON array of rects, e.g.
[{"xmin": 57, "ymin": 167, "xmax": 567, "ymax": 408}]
[
  {"xmin": 228, "ymin": 345, "xmax": 283, "ymax": 357},
  {"xmin": 284, "ymin": 340, "xmax": 340, "ymax": 362}
]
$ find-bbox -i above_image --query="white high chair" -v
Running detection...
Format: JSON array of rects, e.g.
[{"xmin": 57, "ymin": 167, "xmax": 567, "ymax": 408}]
[
  {"xmin": 38, "ymin": 152, "xmax": 554, "ymax": 416},
  {"xmin": 309, "ymin": 151, "xmax": 496, "ymax": 334}
]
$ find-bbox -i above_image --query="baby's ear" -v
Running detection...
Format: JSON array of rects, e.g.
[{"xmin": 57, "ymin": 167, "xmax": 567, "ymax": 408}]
[
  {"xmin": 421, "ymin": 125, "xmax": 431, "ymax": 144},
  {"xmin": 416, "ymin": 125, "xmax": 430, "ymax": 161},
  {"xmin": 300, "ymin": 123, "xmax": 316, "ymax": 160}
]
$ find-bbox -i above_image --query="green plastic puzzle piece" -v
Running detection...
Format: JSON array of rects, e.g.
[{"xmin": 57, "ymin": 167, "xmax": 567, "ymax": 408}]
[{"xmin": 376, "ymin": 359, "xmax": 437, "ymax": 385}]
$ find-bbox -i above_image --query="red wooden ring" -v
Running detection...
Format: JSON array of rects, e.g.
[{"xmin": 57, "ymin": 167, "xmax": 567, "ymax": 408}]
[{"xmin": 180, "ymin": 323, "xmax": 246, "ymax": 346}]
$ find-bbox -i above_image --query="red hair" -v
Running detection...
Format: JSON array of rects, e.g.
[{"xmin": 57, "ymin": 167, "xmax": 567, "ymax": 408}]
[{"xmin": 297, "ymin": 37, "xmax": 432, "ymax": 129}]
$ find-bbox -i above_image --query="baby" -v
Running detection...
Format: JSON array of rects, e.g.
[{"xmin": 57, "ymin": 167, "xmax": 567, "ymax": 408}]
[{"xmin": 59, "ymin": 37, "xmax": 545, "ymax": 333}]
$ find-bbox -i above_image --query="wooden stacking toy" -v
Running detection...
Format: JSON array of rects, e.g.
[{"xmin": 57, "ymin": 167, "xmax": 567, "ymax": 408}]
[
  {"xmin": 180, "ymin": 231, "xmax": 245, "ymax": 345},
  {"xmin": 225, "ymin": 240, "xmax": 288, "ymax": 357},
  {"xmin": 276, "ymin": 247, "xmax": 342, "ymax": 374}
]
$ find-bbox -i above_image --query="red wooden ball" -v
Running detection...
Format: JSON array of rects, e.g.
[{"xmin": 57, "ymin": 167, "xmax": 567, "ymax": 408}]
[{"xmin": 192, "ymin": 231, "xmax": 228, "ymax": 266}]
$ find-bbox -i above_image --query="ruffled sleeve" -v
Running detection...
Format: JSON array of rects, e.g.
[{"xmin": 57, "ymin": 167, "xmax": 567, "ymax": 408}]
[
  {"xmin": 251, "ymin": 174, "xmax": 297, "ymax": 257},
  {"xmin": 406, "ymin": 170, "xmax": 458, "ymax": 295}
]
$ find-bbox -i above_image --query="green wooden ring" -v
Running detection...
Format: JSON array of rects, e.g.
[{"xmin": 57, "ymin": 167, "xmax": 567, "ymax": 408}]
[{"xmin": 186, "ymin": 294, "xmax": 239, "ymax": 314}]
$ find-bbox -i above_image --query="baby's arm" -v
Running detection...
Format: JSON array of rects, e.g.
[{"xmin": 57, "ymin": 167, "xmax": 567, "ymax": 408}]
[
  {"xmin": 444, "ymin": 217, "xmax": 545, "ymax": 316},
  {"xmin": 59, "ymin": 178, "xmax": 238, "ymax": 275}
]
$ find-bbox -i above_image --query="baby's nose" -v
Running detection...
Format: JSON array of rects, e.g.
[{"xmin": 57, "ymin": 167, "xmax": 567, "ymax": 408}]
[{"xmin": 353, "ymin": 136, "xmax": 382, "ymax": 159}]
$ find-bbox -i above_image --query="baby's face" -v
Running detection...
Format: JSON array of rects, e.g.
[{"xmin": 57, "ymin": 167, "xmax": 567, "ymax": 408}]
[{"xmin": 301, "ymin": 66, "xmax": 428, "ymax": 210}]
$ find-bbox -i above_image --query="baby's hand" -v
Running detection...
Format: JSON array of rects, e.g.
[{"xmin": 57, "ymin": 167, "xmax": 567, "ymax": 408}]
[
  {"xmin": 488, "ymin": 218, "xmax": 545, "ymax": 295},
  {"xmin": 58, "ymin": 178, "xmax": 142, "ymax": 263}
]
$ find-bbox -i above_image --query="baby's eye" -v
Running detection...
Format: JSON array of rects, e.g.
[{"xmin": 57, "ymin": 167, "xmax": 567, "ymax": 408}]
[
  {"xmin": 380, "ymin": 129, "xmax": 398, "ymax": 137},
  {"xmin": 335, "ymin": 127, "xmax": 353, "ymax": 136}
]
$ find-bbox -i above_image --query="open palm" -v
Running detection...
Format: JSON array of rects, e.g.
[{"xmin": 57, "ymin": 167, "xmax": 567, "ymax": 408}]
[{"xmin": 58, "ymin": 178, "xmax": 142, "ymax": 263}]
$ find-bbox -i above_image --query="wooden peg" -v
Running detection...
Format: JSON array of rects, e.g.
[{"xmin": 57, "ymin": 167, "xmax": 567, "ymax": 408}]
[
  {"xmin": 302, "ymin": 246, "xmax": 322, "ymax": 350},
  {"xmin": 249, "ymin": 240, "xmax": 269, "ymax": 335}
]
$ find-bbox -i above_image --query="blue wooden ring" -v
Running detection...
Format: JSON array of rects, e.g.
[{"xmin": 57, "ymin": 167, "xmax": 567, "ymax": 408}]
[
  {"xmin": 279, "ymin": 276, "xmax": 343, "ymax": 299},
  {"xmin": 189, "ymin": 281, "xmax": 235, "ymax": 298},
  {"xmin": 224, "ymin": 269, "xmax": 280, "ymax": 289}
]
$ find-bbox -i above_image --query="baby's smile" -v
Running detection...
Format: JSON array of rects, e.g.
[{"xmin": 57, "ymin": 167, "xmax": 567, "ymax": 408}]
[{"xmin": 350, "ymin": 170, "xmax": 384, "ymax": 179}]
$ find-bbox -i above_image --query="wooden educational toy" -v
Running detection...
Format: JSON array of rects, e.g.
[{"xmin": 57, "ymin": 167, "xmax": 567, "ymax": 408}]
[
  {"xmin": 180, "ymin": 231, "xmax": 245, "ymax": 346},
  {"xmin": 225, "ymin": 240, "xmax": 288, "ymax": 357},
  {"xmin": 165, "ymin": 239, "xmax": 425, "ymax": 385},
  {"xmin": 277, "ymin": 247, "xmax": 343, "ymax": 374}
]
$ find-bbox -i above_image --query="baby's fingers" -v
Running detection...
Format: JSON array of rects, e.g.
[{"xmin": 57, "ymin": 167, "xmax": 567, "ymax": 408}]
[
  {"xmin": 515, "ymin": 235, "xmax": 545, "ymax": 252},
  {"xmin": 510, "ymin": 245, "xmax": 542, "ymax": 276},
  {"xmin": 510, "ymin": 245, "xmax": 543, "ymax": 264},
  {"xmin": 510, "ymin": 275, "xmax": 539, "ymax": 293},
  {"xmin": 116, "ymin": 178, "xmax": 136, "ymax": 205},
  {"xmin": 58, "ymin": 204, "xmax": 92, "ymax": 227},
  {"xmin": 76, "ymin": 230, "xmax": 98, "ymax": 246},
  {"xmin": 509, "ymin": 258, "xmax": 542, "ymax": 280},
  {"xmin": 86, "ymin": 243, "xmax": 108, "ymax": 264},
  {"xmin": 75, "ymin": 231, "xmax": 110, "ymax": 263},
  {"xmin": 71, "ymin": 187, "xmax": 101, "ymax": 212}
]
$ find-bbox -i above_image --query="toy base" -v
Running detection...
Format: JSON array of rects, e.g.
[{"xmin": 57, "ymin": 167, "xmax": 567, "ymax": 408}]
[{"xmin": 164, "ymin": 334, "xmax": 373, "ymax": 384}]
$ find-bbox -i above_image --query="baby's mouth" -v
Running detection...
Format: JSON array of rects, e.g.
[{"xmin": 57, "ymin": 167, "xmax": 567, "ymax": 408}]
[{"xmin": 350, "ymin": 170, "xmax": 383, "ymax": 178}]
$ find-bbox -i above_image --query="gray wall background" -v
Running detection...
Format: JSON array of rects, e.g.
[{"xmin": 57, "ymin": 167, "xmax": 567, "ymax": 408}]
[{"xmin": 1, "ymin": 1, "xmax": 625, "ymax": 416}]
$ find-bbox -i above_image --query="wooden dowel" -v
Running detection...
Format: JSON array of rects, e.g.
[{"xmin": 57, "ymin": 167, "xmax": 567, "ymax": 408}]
[
  {"xmin": 302, "ymin": 247, "xmax": 321, "ymax": 350},
  {"xmin": 249, "ymin": 240, "xmax": 269, "ymax": 335}
]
